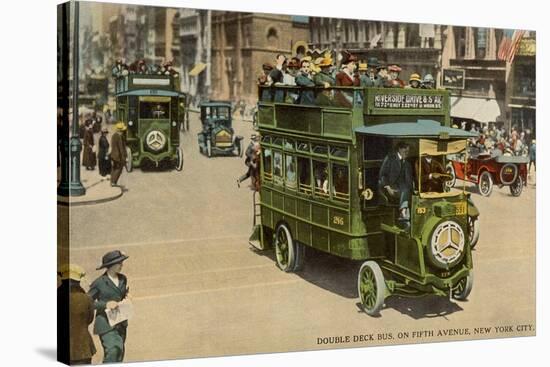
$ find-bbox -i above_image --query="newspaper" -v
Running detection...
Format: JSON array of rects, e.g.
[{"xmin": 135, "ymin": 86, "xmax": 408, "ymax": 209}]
[{"xmin": 105, "ymin": 298, "xmax": 134, "ymax": 327}]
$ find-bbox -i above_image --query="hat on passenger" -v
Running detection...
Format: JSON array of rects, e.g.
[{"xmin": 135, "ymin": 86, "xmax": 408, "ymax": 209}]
[
  {"xmin": 97, "ymin": 250, "xmax": 129, "ymax": 270},
  {"xmin": 367, "ymin": 57, "xmax": 379, "ymax": 68},
  {"xmin": 262, "ymin": 63, "xmax": 273, "ymax": 71},
  {"xmin": 318, "ymin": 57, "xmax": 333, "ymax": 67},
  {"xmin": 388, "ymin": 64, "xmax": 402, "ymax": 72},
  {"xmin": 358, "ymin": 63, "xmax": 368, "ymax": 71},
  {"xmin": 409, "ymin": 73, "xmax": 421, "ymax": 82}
]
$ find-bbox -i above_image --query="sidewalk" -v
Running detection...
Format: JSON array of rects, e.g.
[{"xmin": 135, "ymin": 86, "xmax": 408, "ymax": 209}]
[{"xmin": 57, "ymin": 167, "xmax": 123, "ymax": 206}]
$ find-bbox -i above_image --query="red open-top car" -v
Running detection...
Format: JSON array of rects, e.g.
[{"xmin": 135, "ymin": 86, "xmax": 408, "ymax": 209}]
[{"xmin": 446, "ymin": 147, "xmax": 528, "ymax": 197}]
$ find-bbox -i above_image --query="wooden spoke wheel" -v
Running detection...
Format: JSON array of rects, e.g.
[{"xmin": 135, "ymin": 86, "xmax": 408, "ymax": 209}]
[{"xmin": 357, "ymin": 261, "xmax": 386, "ymax": 316}]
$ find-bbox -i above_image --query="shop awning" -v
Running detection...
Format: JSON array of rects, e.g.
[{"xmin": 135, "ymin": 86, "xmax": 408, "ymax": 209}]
[
  {"xmin": 189, "ymin": 63, "xmax": 207, "ymax": 76},
  {"xmin": 450, "ymin": 96, "xmax": 503, "ymax": 124}
]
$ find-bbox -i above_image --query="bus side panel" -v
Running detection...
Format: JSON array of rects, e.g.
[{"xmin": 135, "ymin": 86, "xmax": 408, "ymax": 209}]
[
  {"xmin": 297, "ymin": 221, "xmax": 311, "ymax": 246},
  {"xmin": 311, "ymin": 227, "xmax": 329, "ymax": 252},
  {"xmin": 395, "ymin": 236, "xmax": 423, "ymax": 275},
  {"xmin": 284, "ymin": 196, "xmax": 297, "ymax": 216}
]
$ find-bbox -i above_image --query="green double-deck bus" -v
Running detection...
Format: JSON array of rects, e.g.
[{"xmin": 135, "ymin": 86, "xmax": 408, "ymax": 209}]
[
  {"xmin": 114, "ymin": 73, "xmax": 187, "ymax": 171},
  {"xmin": 249, "ymin": 84, "xmax": 480, "ymax": 316}
]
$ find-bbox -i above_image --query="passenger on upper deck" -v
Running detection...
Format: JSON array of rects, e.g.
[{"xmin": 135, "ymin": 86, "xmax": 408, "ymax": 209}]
[
  {"xmin": 421, "ymin": 74, "xmax": 435, "ymax": 89},
  {"xmin": 112, "ymin": 59, "xmax": 128, "ymax": 78},
  {"xmin": 377, "ymin": 62, "xmax": 389, "ymax": 85},
  {"xmin": 406, "ymin": 73, "xmax": 422, "ymax": 89},
  {"xmin": 283, "ymin": 58, "xmax": 300, "ymax": 86},
  {"xmin": 258, "ymin": 63, "xmax": 273, "ymax": 86},
  {"xmin": 269, "ymin": 54, "xmax": 286, "ymax": 85},
  {"xmin": 336, "ymin": 51, "xmax": 360, "ymax": 87},
  {"xmin": 364, "ymin": 57, "xmax": 383, "ymax": 87},
  {"xmin": 358, "ymin": 62, "xmax": 369, "ymax": 86},
  {"xmin": 295, "ymin": 60, "xmax": 315, "ymax": 105},
  {"xmin": 385, "ymin": 64, "xmax": 405, "ymax": 88},
  {"xmin": 313, "ymin": 57, "xmax": 335, "ymax": 88}
]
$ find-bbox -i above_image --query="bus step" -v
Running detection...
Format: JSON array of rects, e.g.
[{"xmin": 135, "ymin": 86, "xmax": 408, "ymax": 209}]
[
  {"xmin": 249, "ymin": 224, "xmax": 263, "ymax": 250},
  {"xmin": 380, "ymin": 223, "xmax": 410, "ymax": 238}
]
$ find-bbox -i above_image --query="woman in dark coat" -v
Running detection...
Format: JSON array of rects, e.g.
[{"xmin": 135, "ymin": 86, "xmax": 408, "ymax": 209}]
[
  {"xmin": 82, "ymin": 120, "xmax": 96, "ymax": 170},
  {"xmin": 88, "ymin": 250, "xmax": 130, "ymax": 364},
  {"xmin": 98, "ymin": 126, "xmax": 112, "ymax": 177}
]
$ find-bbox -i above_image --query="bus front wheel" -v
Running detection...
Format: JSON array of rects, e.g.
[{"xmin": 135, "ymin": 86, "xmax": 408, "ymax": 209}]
[{"xmin": 358, "ymin": 261, "xmax": 386, "ymax": 316}]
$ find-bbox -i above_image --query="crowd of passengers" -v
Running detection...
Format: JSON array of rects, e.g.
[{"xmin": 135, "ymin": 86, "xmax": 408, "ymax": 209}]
[
  {"xmin": 258, "ymin": 51, "xmax": 436, "ymax": 96},
  {"xmin": 111, "ymin": 58, "xmax": 179, "ymax": 78}
]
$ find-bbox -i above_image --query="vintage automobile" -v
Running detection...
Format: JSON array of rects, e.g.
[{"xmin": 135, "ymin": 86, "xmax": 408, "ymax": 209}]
[
  {"xmin": 249, "ymin": 85, "xmax": 480, "ymax": 316},
  {"xmin": 114, "ymin": 73, "xmax": 187, "ymax": 171},
  {"xmin": 446, "ymin": 148, "xmax": 528, "ymax": 197},
  {"xmin": 198, "ymin": 102, "xmax": 243, "ymax": 157}
]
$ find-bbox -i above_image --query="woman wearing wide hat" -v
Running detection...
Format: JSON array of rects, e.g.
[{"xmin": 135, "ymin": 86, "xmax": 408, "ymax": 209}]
[{"xmin": 88, "ymin": 250, "xmax": 130, "ymax": 363}]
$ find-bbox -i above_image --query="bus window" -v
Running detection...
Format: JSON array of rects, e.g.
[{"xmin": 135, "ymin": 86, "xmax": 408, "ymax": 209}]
[
  {"xmin": 263, "ymin": 148, "xmax": 272, "ymax": 181},
  {"xmin": 273, "ymin": 151, "xmax": 284, "ymax": 185},
  {"xmin": 313, "ymin": 160, "xmax": 329, "ymax": 197},
  {"xmin": 284, "ymin": 139, "xmax": 295, "ymax": 151},
  {"xmin": 312, "ymin": 144, "xmax": 328, "ymax": 156},
  {"xmin": 330, "ymin": 146, "xmax": 349, "ymax": 159},
  {"xmin": 297, "ymin": 141, "xmax": 309, "ymax": 152},
  {"xmin": 285, "ymin": 154, "xmax": 297, "ymax": 189},
  {"xmin": 140, "ymin": 102, "xmax": 169, "ymax": 119},
  {"xmin": 332, "ymin": 163, "xmax": 349, "ymax": 202},
  {"xmin": 297, "ymin": 156, "xmax": 312, "ymax": 194}
]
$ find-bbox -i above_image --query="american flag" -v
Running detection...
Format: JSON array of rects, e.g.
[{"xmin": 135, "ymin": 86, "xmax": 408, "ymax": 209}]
[{"xmin": 498, "ymin": 29, "xmax": 526, "ymax": 63}]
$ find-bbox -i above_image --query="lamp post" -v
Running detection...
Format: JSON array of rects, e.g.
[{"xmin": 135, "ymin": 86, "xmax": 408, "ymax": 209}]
[{"xmin": 58, "ymin": 1, "xmax": 85, "ymax": 196}]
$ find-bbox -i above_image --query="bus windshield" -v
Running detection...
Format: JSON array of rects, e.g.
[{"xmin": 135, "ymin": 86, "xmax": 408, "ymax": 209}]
[{"xmin": 140, "ymin": 101, "xmax": 170, "ymax": 119}]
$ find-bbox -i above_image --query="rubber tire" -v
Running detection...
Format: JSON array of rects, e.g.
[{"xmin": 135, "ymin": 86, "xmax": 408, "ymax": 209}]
[
  {"xmin": 207, "ymin": 139, "xmax": 212, "ymax": 158},
  {"xmin": 452, "ymin": 273, "xmax": 474, "ymax": 301},
  {"xmin": 446, "ymin": 163, "xmax": 456, "ymax": 188},
  {"xmin": 478, "ymin": 171, "xmax": 493, "ymax": 197},
  {"xmin": 274, "ymin": 223, "xmax": 296, "ymax": 273},
  {"xmin": 125, "ymin": 147, "xmax": 133, "ymax": 172},
  {"xmin": 509, "ymin": 176, "xmax": 523, "ymax": 197},
  {"xmin": 468, "ymin": 216, "xmax": 480, "ymax": 249},
  {"xmin": 357, "ymin": 261, "xmax": 386, "ymax": 316},
  {"xmin": 175, "ymin": 147, "xmax": 184, "ymax": 171},
  {"xmin": 292, "ymin": 241, "xmax": 305, "ymax": 272}
]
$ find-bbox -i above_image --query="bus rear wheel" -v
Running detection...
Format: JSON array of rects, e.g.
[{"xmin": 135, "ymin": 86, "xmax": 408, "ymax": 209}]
[
  {"xmin": 358, "ymin": 261, "xmax": 386, "ymax": 316},
  {"xmin": 274, "ymin": 223, "xmax": 299, "ymax": 272}
]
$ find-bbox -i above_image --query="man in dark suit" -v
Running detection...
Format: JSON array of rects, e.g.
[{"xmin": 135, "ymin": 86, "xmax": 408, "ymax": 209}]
[
  {"xmin": 417, "ymin": 155, "xmax": 446, "ymax": 193},
  {"xmin": 379, "ymin": 142, "xmax": 413, "ymax": 227},
  {"xmin": 110, "ymin": 122, "xmax": 128, "ymax": 186},
  {"xmin": 88, "ymin": 250, "xmax": 130, "ymax": 363}
]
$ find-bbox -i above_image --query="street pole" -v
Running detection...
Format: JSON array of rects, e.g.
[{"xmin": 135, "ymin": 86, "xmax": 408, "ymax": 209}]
[{"xmin": 58, "ymin": 0, "xmax": 86, "ymax": 196}]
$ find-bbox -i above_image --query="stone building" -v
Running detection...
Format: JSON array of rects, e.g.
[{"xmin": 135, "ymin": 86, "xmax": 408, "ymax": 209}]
[
  {"xmin": 210, "ymin": 12, "xmax": 309, "ymax": 104},
  {"xmin": 171, "ymin": 9, "xmax": 212, "ymax": 106},
  {"xmin": 308, "ymin": 18, "xmax": 443, "ymax": 85}
]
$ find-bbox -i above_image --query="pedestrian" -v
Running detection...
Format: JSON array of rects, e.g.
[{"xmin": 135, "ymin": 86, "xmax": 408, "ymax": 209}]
[
  {"xmin": 88, "ymin": 250, "xmax": 131, "ymax": 364},
  {"xmin": 58, "ymin": 264, "xmax": 96, "ymax": 365},
  {"xmin": 237, "ymin": 136, "xmax": 260, "ymax": 188},
  {"xmin": 82, "ymin": 120, "xmax": 96, "ymax": 170},
  {"xmin": 98, "ymin": 126, "xmax": 112, "ymax": 178},
  {"xmin": 110, "ymin": 122, "xmax": 127, "ymax": 187}
]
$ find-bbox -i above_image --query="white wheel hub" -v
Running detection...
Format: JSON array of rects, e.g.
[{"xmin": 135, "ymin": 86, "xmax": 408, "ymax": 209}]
[
  {"xmin": 431, "ymin": 221, "xmax": 465, "ymax": 267},
  {"xmin": 146, "ymin": 130, "xmax": 167, "ymax": 151}
]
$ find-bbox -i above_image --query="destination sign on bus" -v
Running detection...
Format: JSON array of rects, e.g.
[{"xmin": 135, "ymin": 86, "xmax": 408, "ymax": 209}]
[
  {"xmin": 374, "ymin": 94, "xmax": 443, "ymax": 109},
  {"xmin": 133, "ymin": 78, "xmax": 170, "ymax": 86}
]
